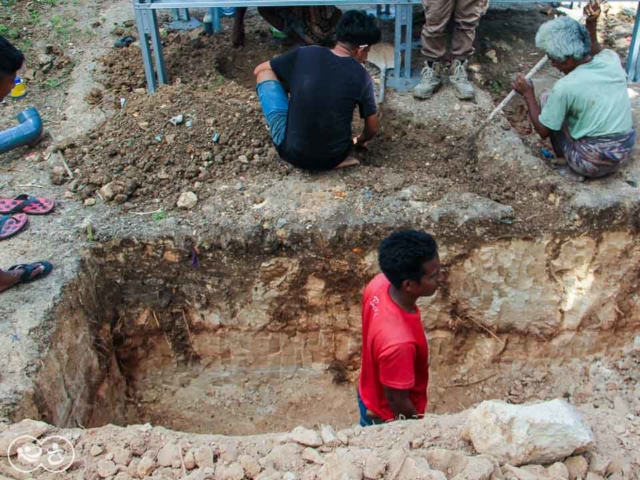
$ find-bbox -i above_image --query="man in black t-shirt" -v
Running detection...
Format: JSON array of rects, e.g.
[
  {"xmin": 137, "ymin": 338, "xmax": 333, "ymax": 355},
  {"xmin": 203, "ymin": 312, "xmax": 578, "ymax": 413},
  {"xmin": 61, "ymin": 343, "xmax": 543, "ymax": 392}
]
[{"xmin": 254, "ymin": 10, "xmax": 381, "ymax": 171}]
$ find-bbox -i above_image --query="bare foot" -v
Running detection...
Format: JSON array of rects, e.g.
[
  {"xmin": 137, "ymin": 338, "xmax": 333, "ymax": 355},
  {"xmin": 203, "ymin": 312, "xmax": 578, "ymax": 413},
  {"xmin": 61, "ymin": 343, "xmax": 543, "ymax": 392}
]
[
  {"xmin": 556, "ymin": 166, "xmax": 585, "ymax": 183},
  {"xmin": 0, "ymin": 264, "xmax": 45, "ymax": 293},
  {"xmin": 333, "ymin": 156, "xmax": 360, "ymax": 170}
]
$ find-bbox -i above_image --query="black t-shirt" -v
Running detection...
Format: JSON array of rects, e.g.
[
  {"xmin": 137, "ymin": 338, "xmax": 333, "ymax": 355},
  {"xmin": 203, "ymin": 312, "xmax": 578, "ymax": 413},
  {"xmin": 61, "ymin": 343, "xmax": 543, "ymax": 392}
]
[{"xmin": 270, "ymin": 46, "xmax": 377, "ymax": 170}]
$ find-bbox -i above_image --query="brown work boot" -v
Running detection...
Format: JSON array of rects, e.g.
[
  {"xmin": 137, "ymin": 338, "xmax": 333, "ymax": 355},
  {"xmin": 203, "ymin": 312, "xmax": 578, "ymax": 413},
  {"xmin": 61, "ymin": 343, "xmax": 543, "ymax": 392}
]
[
  {"xmin": 450, "ymin": 59, "xmax": 475, "ymax": 100},
  {"xmin": 413, "ymin": 61, "xmax": 442, "ymax": 100}
]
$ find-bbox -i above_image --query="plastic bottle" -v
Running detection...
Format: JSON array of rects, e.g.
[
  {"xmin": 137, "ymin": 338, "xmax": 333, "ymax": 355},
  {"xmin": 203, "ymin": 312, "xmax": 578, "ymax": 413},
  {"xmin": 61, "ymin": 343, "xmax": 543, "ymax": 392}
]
[{"xmin": 10, "ymin": 77, "xmax": 26, "ymax": 99}]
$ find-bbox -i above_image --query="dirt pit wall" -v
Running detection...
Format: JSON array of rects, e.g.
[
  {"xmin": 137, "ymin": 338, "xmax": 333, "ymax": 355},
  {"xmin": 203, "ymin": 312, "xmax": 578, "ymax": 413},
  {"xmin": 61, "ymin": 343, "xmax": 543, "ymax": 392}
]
[{"xmin": 19, "ymin": 231, "xmax": 640, "ymax": 436}]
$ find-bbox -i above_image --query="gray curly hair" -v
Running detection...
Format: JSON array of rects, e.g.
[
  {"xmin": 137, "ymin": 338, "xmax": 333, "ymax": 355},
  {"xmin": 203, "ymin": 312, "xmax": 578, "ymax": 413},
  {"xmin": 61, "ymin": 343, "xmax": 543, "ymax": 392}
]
[{"xmin": 535, "ymin": 17, "xmax": 591, "ymax": 61}]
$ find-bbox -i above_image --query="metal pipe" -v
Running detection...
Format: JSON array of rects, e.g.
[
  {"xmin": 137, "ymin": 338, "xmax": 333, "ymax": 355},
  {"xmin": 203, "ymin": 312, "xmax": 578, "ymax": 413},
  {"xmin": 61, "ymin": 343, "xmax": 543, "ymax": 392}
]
[{"xmin": 0, "ymin": 108, "xmax": 43, "ymax": 155}]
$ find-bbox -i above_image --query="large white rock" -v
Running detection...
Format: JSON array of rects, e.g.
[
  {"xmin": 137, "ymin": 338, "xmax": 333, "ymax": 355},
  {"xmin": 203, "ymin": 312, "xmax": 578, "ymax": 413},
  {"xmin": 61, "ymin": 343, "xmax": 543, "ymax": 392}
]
[{"xmin": 462, "ymin": 399, "xmax": 594, "ymax": 466}]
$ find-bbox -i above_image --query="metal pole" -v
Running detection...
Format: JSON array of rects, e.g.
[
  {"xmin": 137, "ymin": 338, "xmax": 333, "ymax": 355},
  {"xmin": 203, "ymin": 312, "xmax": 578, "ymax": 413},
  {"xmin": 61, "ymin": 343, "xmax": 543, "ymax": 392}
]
[
  {"xmin": 134, "ymin": 7, "xmax": 158, "ymax": 93},
  {"xmin": 148, "ymin": 10, "xmax": 168, "ymax": 85},
  {"xmin": 626, "ymin": 0, "xmax": 640, "ymax": 81}
]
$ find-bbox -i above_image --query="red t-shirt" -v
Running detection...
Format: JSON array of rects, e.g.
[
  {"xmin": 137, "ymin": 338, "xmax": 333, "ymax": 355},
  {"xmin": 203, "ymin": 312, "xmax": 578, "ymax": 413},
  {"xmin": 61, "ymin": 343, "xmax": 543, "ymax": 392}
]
[{"xmin": 358, "ymin": 273, "xmax": 430, "ymax": 421}]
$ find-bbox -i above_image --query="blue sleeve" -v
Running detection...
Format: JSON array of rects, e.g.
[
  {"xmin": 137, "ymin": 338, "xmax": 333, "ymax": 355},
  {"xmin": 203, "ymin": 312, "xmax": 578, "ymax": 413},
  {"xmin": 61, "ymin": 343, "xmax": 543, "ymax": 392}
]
[
  {"xmin": 270, "ymin": 48, "xmax": 300, "ymax": 85},
  {"xmin": 358, "ymin": 75, "xmax": 378, "ymax": 119}
]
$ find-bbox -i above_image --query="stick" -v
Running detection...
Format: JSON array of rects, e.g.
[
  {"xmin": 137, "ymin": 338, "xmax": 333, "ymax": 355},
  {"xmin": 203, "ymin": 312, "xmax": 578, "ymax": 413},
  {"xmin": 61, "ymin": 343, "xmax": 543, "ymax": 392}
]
[
  {"xmin": 445, "ymin": 373, "xmax": 498, "ymax": 388},
  {"xmin": 178, "ymin": 442, "xmax": 187, "ymax": 478},
  {"xmin": 152, "ymin": 310, "xmax": 173, "ymax": 352},
  {"xmin": 466, "ymin": 315, "xmax": 505, "ymax": 346},
  {"xmin": 469, "ymin": 54, "xmax": 549, "ymax": 141},
  {"xmin": 182, "ymin": 309, "xmax": 193, "ymax": 345},
  {"xmin": 58, "ymin": 151, "xmax": 74, "ymax": 179},
  {"xmin": 131, "ymin": 209, "xmax": 162, "ymax": 216},
  {"xmin": 14, "ymin": 184, "xmax": 47, "ymax": 188}
]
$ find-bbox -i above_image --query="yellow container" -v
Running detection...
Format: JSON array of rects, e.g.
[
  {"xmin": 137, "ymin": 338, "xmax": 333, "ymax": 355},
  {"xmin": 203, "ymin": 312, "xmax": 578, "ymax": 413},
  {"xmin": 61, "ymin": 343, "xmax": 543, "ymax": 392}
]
[{"xmin": 10, "ymin": 77, "xmax": 27, "ymax": 99}]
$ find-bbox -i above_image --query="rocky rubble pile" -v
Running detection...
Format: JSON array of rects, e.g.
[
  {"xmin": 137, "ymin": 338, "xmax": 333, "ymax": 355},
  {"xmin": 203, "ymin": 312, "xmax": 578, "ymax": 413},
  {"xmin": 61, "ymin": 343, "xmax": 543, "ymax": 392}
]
[{"xmin": 1, "ymin": 398, "xmax": 638, "ymax": 480}]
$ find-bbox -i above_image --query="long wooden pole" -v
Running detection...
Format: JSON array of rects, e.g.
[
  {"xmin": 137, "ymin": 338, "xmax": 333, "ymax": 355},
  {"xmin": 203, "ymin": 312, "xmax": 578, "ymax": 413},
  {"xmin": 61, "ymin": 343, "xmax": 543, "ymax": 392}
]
[{"xmin": 469, "ymin": 54, "xmax": 549, "ymax": 142}]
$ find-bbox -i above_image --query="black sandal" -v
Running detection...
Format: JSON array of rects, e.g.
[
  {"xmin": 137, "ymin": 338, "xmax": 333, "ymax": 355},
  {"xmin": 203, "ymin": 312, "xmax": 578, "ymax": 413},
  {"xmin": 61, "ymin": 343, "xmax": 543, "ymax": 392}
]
[{"xmin": 5, "ymin": 261, "xmax": 53, "ymax": 290}]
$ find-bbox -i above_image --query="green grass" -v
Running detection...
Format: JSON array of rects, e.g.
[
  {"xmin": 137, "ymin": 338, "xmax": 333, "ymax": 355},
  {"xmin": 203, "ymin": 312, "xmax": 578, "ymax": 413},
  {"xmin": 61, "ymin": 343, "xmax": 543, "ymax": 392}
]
[
  {"xmin": 51, "ymin": 14, "xmax": 74, "ymax": 41},
  {"xmin": 153, "ymin": 210, "xmax": 167, "ymax": 221},
  {"xmin": 490, "ymin": 79, "xmax": 503, "ymax": 95}
]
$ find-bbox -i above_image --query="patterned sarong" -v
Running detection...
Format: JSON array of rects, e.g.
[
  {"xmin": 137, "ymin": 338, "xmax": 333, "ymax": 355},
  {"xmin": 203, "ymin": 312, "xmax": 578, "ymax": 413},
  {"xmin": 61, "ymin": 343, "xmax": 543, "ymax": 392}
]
[{"xmin": 551, "ymin": 129, "xmax": 636, "ymax": 178}]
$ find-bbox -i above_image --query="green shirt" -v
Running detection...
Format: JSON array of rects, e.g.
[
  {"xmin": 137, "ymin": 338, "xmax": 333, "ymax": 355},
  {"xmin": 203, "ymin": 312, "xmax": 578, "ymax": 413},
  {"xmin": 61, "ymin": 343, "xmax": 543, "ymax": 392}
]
[{"xmin": 539, "ymin": 49, "xmax": 633, "ymax": 139}]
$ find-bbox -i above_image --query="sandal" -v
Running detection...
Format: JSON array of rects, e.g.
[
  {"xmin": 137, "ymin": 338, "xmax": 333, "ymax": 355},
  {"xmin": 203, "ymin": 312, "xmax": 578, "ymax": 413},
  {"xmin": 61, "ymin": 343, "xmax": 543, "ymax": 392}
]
[
  {"xmin": 6, "ymin": 261, "xmax": 53, "ymax": 289},
  {"xmin": 0, "ymin": 194, "xmax": 55, "ymax": 215},
  {"xmin": 0, "ymin": 214, "xmax": 28, "ymax": 240}
]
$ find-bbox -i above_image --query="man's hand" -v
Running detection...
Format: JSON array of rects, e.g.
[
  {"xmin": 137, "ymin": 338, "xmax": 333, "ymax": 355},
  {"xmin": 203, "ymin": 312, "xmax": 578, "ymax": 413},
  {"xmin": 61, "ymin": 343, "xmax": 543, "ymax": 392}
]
[
  {"xmin": 353, "ymin": 136, "xmax": 369, "ymax": 150},
  {"xmin": 511, "ymin": 74, "xmax": 534, "ymax": 96},
  {"xmin": 584, "ymin": 0, "xmax": 601, "ymax": 22}
]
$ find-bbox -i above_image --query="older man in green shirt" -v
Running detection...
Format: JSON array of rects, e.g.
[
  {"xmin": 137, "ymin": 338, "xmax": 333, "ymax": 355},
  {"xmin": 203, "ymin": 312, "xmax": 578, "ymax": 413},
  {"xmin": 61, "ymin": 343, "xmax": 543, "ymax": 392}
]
[{"xmin": 512, "ymin": 1, "xmax": 635, "ymax": 181}]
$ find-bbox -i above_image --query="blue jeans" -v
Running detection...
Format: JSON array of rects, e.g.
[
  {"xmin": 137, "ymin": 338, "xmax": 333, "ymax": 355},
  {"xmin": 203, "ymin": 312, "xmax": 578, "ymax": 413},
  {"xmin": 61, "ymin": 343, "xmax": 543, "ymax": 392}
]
[
  {"xmin": 358, "ymin": 389, "xmax": 382, "ymax": 427},
  {"xmin": 256, "ymin": 80, "xmax": 289, "ymax": 147}
]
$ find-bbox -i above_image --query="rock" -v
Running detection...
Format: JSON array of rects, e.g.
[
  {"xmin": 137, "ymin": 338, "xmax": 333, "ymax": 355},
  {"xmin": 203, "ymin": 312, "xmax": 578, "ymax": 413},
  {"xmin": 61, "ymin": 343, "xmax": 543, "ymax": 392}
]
[
  {"xmin": 397, "ymin": 456, "xmax": 445, "ymax": 480},
  {"xmin": 261, "ymin": 444, "xmax": 303, "ymax": 471},
  {"xmin": 462, "ymin": 399, "xmax": 594, "ymax": 465},
  {"xmin": 220, "ymin": 463, "xmax": 245, "ymax": 480},
  {"xmin": 424, "ymin": 449, "xmax": 495, "ymax": 479},
  {"xmin": 193, "ymin": 445, "xmax": 215, "ymax": 468},
  {"xmin": 127, "ymin": 458, "xmax": 140, "ymax": 477},
  {"xmin": 238, "ymin": 155, "xmax": 249, "ymax": 163},
  {"xmin": 64, "ymin": 191, "xmax": 75, "ymax": 199},
  {"xmin": 239, "ymin": 454, "xmax": 261, "ymax": 478},
  {"xmin": 485, "ymin": 49, "xmax": 498, "ymax": 63},
  {"xmin": 111, "ymin": 447, "xmax": 132, "ymax": 466},
  {"xmin": 291, "ymin": 426, "xmax": 323, "ymax": 447},
  {"xmin": 0, "ymin": 419, "xmax": 50, "ymax": 455},
  {"xmin": 564, "ymin": 455, "xmax": 588, "ymax": 480},
  {"xmin": 38, "ymin": 53, "xmax": 54, "ymax": 65},
  {"xmin": 302, "ymin": 447, "xmax": 324, "ymax": 465},
  {"xmin": 588, "ymin": 453, "xmax": 610, "ymax": 475},
  {"xmin": 114, "ymin": 473, "xmax": 132, "ymax": 480},
  {"xmin": 502, "ymin": 465, "xmax": 537, "ymax": 480},
  {"xmin": 283, "ymin": 473, "xmax": 297, "ymax": 480},
  {"xmin": 613, "ymin": 424, "xmax": 626, "ymax": 434},
  {"xmin": 177, "ymin": 191, "xmax": 198, "ymax": 209},
  {"xmin": 606, "ymin": 456, "xmax": 629, "ymax": 475},
  {"xmin": 106, "ymin": 453, "xmax": 114, "ymax": 461},
  {"xmin": 50, "ymin": 165, "xmax": 67, "ymax": 185},
  {"xmin": 585, "ymin": 474, "xmax": 605, "ymax": 480},
  {"xmin": 185, "ymin": 467, "xmax": 216, "ymax": 480},
  {"xmin": 201, "ymin": 151, "xmax": 213, "ymax": 162},
  {"xmin": 612, "ymin": 396, "xmax": 631, "ymax": 416},
  {"xmin": 137, "ymin": 456, "xmax": 156, "ymax": 477},
  {"xmin": 547, "ymin": 462, "xmax": 569, "ymax": 479},
  {"xmin": 184, "ymin": 450, "xmax": 196, "ymax": 470},
  {"xmin": 99, "ymin": 181, "xmax": 117, "ymax": 201},
  {"xmin": 321, "ymin": 425, "xmax": 339, "ymax": 446},
  {"xmin": 337, "ymin": 432, "xmax": 349, "ymax": 445},
  {"xmin": 410, "ymin": 438, "xmax": 424, "ymax": 449},
  {"xmin": 157, "ymin": 442, "xmax": 181, "ymax": 467},
  {"xmin": 90, "ymin": 444, "xmax": 104, "ymax": 456},
  {"xmin": 522, "ymin": 465, "xmax": 548, "ymax": 476},
  {"xmin": 363, "ymin": 455, "xmax": 386, "ymax": 479},
  {"xmin": 84, "ymin": 198, "xmax": 96, "ymax": 206},
  {"xmin": 317, "ymin": 451, "xmax": 363, "ymax": 480},
  {"xmin": 97, "ymin": 459, "xmax": 118, "ymax": 478},
  {"xmin": 219, "ymin": 442, "xmax": 238, "ymax": 462}
]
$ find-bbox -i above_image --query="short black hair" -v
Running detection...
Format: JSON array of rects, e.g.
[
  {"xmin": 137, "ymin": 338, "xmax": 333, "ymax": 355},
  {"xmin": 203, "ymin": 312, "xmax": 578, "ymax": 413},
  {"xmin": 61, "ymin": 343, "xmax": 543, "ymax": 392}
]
[
  {"xmin": 0, "ymin": 36, "xmax": 24, "ymax": 80},
  {"xmin": 336, "ymin": 10, "xmax": 381, "ymax": 48},
  {"xmin": 378, "ymin": 230, "xmax": 438, "ymax": 289}
]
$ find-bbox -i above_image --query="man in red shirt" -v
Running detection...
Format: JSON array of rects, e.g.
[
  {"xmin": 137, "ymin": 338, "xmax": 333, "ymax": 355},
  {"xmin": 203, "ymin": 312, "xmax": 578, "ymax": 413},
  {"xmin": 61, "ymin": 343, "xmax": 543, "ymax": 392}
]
[{"xmin": 358, "ymin": 230, "xmax": 443, "ymax": 425}]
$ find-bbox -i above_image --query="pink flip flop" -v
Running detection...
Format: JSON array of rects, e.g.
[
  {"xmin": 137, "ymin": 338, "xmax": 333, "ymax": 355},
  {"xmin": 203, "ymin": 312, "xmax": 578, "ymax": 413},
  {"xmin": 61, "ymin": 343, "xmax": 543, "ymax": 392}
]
[
  {"xmin": 0, "ymin": 194, "xmax": 55, "ymax": 215},
  {"xmin": 0, "ymin": 214, "xmax": 28, "ymax": 240}
]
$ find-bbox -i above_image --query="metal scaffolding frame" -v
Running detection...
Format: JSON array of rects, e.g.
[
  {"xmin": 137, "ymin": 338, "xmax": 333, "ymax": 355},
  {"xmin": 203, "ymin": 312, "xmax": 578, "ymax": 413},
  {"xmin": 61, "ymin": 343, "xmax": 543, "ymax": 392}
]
[{"xmin": 132, "ymin": 0, "xmax": 640, "ymax": 93}]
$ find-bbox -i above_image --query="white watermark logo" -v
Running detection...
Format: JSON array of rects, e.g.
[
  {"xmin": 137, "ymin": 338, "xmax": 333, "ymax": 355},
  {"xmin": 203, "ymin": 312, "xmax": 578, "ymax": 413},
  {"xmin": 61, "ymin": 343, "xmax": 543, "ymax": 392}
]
[{"xmin": 7, "ymin": 435, "xmax": 75, "ymax": 473}]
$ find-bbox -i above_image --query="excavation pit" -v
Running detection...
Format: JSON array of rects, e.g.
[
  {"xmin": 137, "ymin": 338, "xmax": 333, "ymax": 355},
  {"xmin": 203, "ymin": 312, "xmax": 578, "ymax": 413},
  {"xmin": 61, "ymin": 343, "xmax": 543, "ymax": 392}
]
[{"xmin": 16, "ymin": 231, "xmax": 640, "ymax": 438}]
